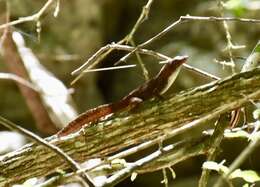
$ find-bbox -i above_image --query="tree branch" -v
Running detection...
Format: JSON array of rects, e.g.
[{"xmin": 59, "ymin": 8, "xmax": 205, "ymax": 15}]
[
  {"xmin": 1, "ymin": 68, "xmax": 260, "ymax": 186},
  {"xmin": 0, "ymin": 116, "xmax": 94, "ymax": 187}
]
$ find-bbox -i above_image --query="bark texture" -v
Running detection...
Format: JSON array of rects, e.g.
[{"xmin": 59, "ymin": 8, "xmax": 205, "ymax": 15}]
[{"xmin": 0, "ymin": 68, "xmax": 260, "ymax": 186}]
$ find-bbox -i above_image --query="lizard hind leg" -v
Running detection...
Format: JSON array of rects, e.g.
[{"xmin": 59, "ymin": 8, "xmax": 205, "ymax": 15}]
[
  {"xmin": 128, "ymin": 97, "xmax": 143, "ymax": 110},
  {"xmin": 122, "ymin": 97, "xmax": 144, "ymax": 114}
]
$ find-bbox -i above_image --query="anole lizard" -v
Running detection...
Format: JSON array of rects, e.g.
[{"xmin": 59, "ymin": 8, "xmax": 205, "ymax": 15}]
[{"xmin": 57, "ymin": 56, "xmax": 188, "ymax": 137}]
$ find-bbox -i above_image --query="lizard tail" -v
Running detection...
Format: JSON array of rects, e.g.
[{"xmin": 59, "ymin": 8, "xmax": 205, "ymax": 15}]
[
  {"xmin": 56, "ymin": 100, "xmax": 127, "ymax": 137},
  {"xmin": 57, "ymin": 103, "xmax": 114, "ymax": 137}
]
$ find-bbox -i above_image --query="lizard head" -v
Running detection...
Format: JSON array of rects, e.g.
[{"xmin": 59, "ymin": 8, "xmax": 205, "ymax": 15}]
[
  {"xmin": 158, "ymin": 55, "xmax": 188, "ymax": 94},
  {"xmin": 167, "ymin": 55, "xmax": 188, "ymax": 67}
]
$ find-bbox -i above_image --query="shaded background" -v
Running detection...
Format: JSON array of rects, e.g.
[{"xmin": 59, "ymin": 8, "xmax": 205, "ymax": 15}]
[{"xmin": 0, "ymin": 0, "xmax": 260, "ymax": 186}]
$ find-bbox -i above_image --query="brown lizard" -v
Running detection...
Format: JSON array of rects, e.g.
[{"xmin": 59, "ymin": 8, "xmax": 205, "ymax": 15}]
[{"xmin": 57, "ymin": 56, "xmax": 188, "ymax": 137}]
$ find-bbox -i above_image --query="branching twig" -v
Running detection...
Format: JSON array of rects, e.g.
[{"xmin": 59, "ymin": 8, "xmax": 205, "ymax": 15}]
[
  {"xmin": 115, "ymin": 15, "xmax": 260, "ymax": 65},
  {"xmin": 129, "ymin": 39, "xmax": 149, "ymax": 80},
  {"xmin": 73, "ymin": 43, "xmax": 220, "ymax": 81},
  {"xmin": 73, "ymin": 15, "xmax": 259, "ymax": 83},
  {"xmin": 162, "ymin": 168, "xmax": 169, "ymax": 187},
  {"xmin": 124, "ymin": 0, "xmax": 154, "ymax": 80},
  {"xmin": 100, "ymin": 143, "xmax": 180, "ymax": 187},
  {"xmin": 0, "ymin": 0, "xmax": 55, "ymax": 30},
  {"xmin": 71, "ymin": 0, "xmax": 154, "ymax": 84},
  {"xmin": 125, "ymin": 0, "xmax": 154, "ymax": 43},
  {"xmin": 0, "ymin": 116, "xmax": 95, "ymax": 187},
  {"xmin": 180, "ymin": 15, "xmax": 260, "ymax": 23}
]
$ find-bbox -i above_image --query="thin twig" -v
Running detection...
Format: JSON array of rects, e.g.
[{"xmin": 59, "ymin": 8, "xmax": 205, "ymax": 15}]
[
  {"xmin": 116, "ymin": 15, "xmax": 260, "ymax": 65},
  {"xmin": 0, "ymin": 116, "xmax": 94, "ymax": 187},
  {"xmin": 73, "ymin": 14, "xmax": 260, "ymax": 82},
  {"xmin": 125, "ymin": 0, "xmax": 154, "ymax": 43},
  {"xmin": 124, "ymin": 0, "xmax": 154, "ymax": 80},
  {"xmin": 83, "ymin": 64, "xmax": 136, "ymax": 73},
  {"xmin": 73, "ymin": 43, "xmax": 220, "ymax": 81},
  {"xmin": 0, "ymin": 1, "xmax": 9, "ymax": 53},
  {"xmin": 217, "ymin": 1, "xmax": 237, "ymax": 73},
  {"xmin": 74, "ymin": 15, "xmax": 260, "ymax": 78},
  {"xmin": 0, "ymin": 72, "xmax": 38, "ymax": 91},
  {"xmin": 180, "ymin": 15, "xmax": 260, "ymax": 23},
  {"xmin": 0, "ymin": 0, "xmax": 55, "ymax": 30},
  {"xmin": 101, "ymin": 143, "xmax": 179, "ymax": 187},
  {"xmin": 162, "ymin": 168, "xmax": 169, "ymax": 187},
  {"xmin": 129, "ymin": 39, "xmax": 149, "ymax": 80},
  {"xmin": 115, "ymin": 18, "xmax": 183, "ymax": 65},
  {"xmin": 71, "ymin": 0, "xmax": 155, "ymax": 84}
]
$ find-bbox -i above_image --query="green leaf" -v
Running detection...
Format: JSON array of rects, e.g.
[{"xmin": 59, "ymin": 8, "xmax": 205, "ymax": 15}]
[
  {"xmin": 231, "ymin": 169, "xmax": 260, "ymax": 183},
  {"xmin": 224, "ymin": 0, "xmax": 247, "ymax": 16},
  {"xmin": 254, "ymin": 42, "xmax": 260, "ymax": 53}
]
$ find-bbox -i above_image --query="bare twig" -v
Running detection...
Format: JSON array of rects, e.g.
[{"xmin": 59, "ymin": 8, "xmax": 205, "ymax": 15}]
[
  {"xmin": 115, "ymin": 15, "xmax": 260, "ymax": 65},
  {"xmin": 124, "ymin": 0, "xmax": 154, "ymax": 80},
  {"xmin": 71, "ymin": 0, "xmax": 154, "ymax": 84},
  {"xmin": 0, "ymin": 1, "xmax": 9, "ymax": 53},
  {"xmin": 101, "ymin": 143, "xmax": 180, "ymax": 187},
  {"xmin": 0, "ymin": 0, "xmax": 55, "ymax": 30},
  {"xmin": 180, "ymin": 15, "xmax": 260, "ymax": 23},
  {"xmin": 73, "ymin": 15, "xmax": 259, "ymax": 83},
  {"xmin": 125, "ymin": 0, "xmax": 154, "ymax": 43},
  {"xmin": 216, "ymin": 1, "xmax": 244, "ymax": 73},
  {"xmin": 0, "ymin": 72, "xmax": 38, "ymax": 91},
  {"xmin": 0, "ymin": 116, "xmax": 95, "ymax": 187},
  {"xmin": 83, "ymin": 64, "xmax": 136, "ymax": 73},
  {"xmin": 115, "ymin": 18, "xmax": 183, "ymax": 65},
  {"xmin": 73, "ymin": 43, "xmax": 220, "ymax": 81},
  {"xmin": 162, "ymin": 168, "xmax": 169, "ymax": 187},
  {"xmin": 129, "ymin": 39, "xmax": 149, "ymax": 80}
]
